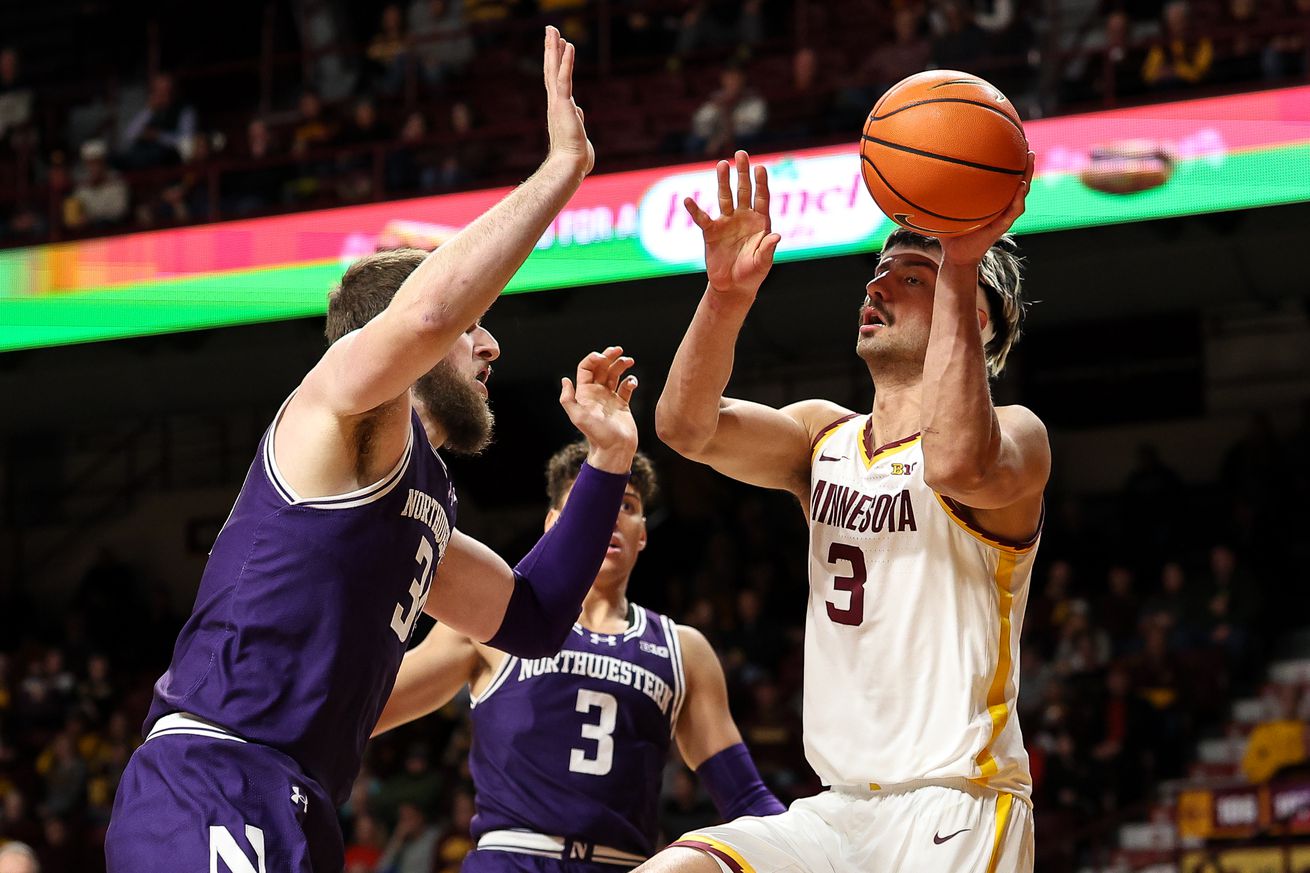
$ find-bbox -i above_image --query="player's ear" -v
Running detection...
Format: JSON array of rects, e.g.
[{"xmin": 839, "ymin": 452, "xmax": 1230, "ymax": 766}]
[
  {"xmin": 637, "ymin": 521, "xmax": 647, "ymax": 552},
  {"xmin": 544, "ymin": 508, "xmax": 560, "ymax": 532}
]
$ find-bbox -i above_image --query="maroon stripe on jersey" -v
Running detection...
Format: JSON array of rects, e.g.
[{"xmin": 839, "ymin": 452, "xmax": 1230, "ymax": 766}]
[
  {"xmin": 939, "ymin": 493, "xmax": 1044, "ymax": 550},
  {"xmin": 809, "ymin": 414, "xmax": 860, "ymax": 452},
  {"xmin": 668, "ymin": 840, "xmax": 749, "ymax": 873},
  {"xmin": 861, "ymin": 418, "xmax": 921, "ymax": 460}
]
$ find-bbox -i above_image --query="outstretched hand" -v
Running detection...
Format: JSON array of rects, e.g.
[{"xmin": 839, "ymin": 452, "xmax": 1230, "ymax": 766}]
[
  {"xmin": 543, "ymin": 26, "xmax": 594, "ymax": 178},
  {"xmin": 939, "ymin": 151, "xmax": 1035, "ymax": 266},
  {"xmin": 560, "ymin": 346, "xmax": 639, "ymax": 474},
  {"xmin": 684, "ymin": 150, "xmax": 782, "ymax": 302}
]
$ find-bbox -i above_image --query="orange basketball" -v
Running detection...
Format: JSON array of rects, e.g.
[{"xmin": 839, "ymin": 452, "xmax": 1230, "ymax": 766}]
[{"xmin": 860, "ymin": 70, "xmax": 1028, "ymax": 237}]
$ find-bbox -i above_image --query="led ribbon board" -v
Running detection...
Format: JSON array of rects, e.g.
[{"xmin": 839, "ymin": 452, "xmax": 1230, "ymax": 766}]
[{"xmin": 3, "ymin": 85, "xmax": 1309, "ymax": 352}]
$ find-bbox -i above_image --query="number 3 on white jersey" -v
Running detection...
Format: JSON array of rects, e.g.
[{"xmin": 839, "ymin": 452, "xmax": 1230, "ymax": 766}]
[{"xmin": 569, "ymin": 689, "xmax": 617, "ymax": 775}]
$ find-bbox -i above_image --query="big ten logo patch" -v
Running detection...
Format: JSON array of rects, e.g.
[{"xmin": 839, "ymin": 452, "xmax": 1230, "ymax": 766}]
[
  {"xmin": 639, "ymin": 641, "xmax": 669, "ymax": 658},
  {"xmin": 889, "ymin": 462, "xmax": 918, "ymax": 477}
]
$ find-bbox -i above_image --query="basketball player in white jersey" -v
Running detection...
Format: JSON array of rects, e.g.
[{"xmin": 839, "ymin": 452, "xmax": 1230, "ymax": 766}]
[{"xmin": 642, "ymin": 150, "xmax": 1046, "ymax": 873}]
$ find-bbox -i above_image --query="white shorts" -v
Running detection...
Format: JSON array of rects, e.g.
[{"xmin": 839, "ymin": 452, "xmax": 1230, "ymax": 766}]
[{"xmin": 670, "ymin": 778, "xmax": 1033, "ymax": 873}]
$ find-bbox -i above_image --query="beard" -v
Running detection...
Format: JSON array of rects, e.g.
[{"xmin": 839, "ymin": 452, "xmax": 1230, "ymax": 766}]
[{"xmin": 412, "ymin": 361, "xmax": 495, "ymax": 455}]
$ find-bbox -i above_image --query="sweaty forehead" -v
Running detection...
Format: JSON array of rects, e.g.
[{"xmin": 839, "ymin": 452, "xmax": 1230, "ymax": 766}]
[{"xmin": 877, "ymin": 246, "xmax": 942, "ymax": 271}]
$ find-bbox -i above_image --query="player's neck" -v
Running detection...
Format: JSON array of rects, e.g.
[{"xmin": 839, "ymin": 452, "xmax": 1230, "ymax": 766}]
[
  {"xmin": 868, "ymin": 376, "xmax": 923, "ymax": 448},
  {"xmin": 415, "ymin": 405, "xmax": 449, "ymax": 452},
  {"xmin": 578, "ymin": 583, "xmax": 630, "ymax": 634}
]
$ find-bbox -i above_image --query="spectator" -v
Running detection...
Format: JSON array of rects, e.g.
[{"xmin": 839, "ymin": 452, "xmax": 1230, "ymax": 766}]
[
  {"xmin": 930, "ymin": 1, "xmax": 990, "ymax": 71},
  {"xmin": 343, "ymin": 814, "xmax": 387, "ymax": 873},
  {"xmin": 0, "ymin": 790, "xmax": 41, "ymax": 848},
  {"xmin": 834, "ymin": 7, "xmax": 930, "ymax": 127},
  {"xmin": 0, "ymin": 47, "xmax": 34, "ymax": 152},
  {"xmin": 686, "ymin": 65, "xmax": 768, "ymax": 156},
  {"xmin": 291, "ymin": 90, "xmax": 336, "ymax": 157},
  {"xmin": 1242, "ymin": 683, "xmax": 1309, "ymax": 783},
  {"xmin": 1120, "ymin": 442, "xmax": 1183, "ymax": 562},
  {"xmin": 673, "ymin": 0, "xmax": 764, "ymax": 63},
  {"xmin": 36, "ymin": 818, "xmax": 79, "ymax": 873},
  {"xmin": 660, "ymin": 769, "xmax": 716, "ymax": 843},
  {"xmin": 1142, "ymin": 560, "xmax": 1206, "ymax": 646},
  {"xmin": 386, "ymin": 110, "xmax": 438, "ymax": 194},
  {"xmin": 436, "ymin": 101, "xmax": 487, "ymax": 190},
  {"xmin": 336, "ymin": 98, "xmax": 389, "ymax": 201},
  {"xmin": 367, "ymin": 3, "xmax": 410, "ymax": 96},
  {"xmin": 1098, "ymin": 565, "xmax": 1141, "ymax": 655},
  {"xmin": 117, "ymin": 73, "xmax": 197, "ymax": 168},
  {"xmin": 375, "ymin": 743, "xmax": 441, "ymax": 821},
  {"xmin": 432, "ymin": 790, "xmax": 475, "ymax": 873},
  {"xmin": 64, "ymin": 140, "xmax": 129, "ymax": 229},
  {"xmin": 407, "ymin": 0, "xmax": 475, "ymax": 85},
  {"xmin": 36, "ymin": 731, "xmax": 87, "ymax": 818},
  {"xmin": 1142, "ymin": 0, "xmax": 1214, "ymax": 89},
  {"xmin": 0, "ymin": 841, "xmax": 39, "ymax": 873},
  {"xmin": 223, "ymin": 117, "xmax": 289, "ymax": 216},
  {"xmin": 145, "ymin": 133, "xmax": 213, "ymax": 226},
  {"xmin": 378, "ymin": 802, "xmax": 438, "ymax": 873},
  {"xmin": 1264, "ymin": 0, "xmax": 1310, "ymax": 80},
  {"xmin": 1213, "ymin": 0, "xmax": 1270, "ymax": 83}
]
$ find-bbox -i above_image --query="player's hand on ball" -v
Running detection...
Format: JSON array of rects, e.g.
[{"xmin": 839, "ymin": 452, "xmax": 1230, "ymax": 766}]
[
  {"xmin": 940, "ymin": 151, "xmax": 1035, "ymax": 266},
  {"xmin": 684, "ymin": 150, "xmax": 782, "ymax": 302},
  {"xmin": 543, "ymin": 26, "xmax": 594, "ymax": 178},
  {"xmin": 561, "ymin": 346, "xmax": 639, "ymax": 474}
]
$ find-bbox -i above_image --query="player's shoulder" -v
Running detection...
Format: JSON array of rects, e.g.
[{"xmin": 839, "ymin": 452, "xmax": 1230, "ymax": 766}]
[
  {"xmin": 995, "ymin": 404, "xmax": 1049, "ymax": 442},
  {"xmin": 781, "ymin": 399, "xmax": 861, "ymax": 444},
  {"xmin": 672, "ymin": 624, "xmax": 720, "ymax": 672}
]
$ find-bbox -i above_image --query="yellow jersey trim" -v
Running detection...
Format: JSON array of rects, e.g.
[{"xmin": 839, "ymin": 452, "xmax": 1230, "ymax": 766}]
[
  {"xmin": 857, "ymin": 428, "xmax": 922, "ymax": 470},
  {"xmin": 671, "ymin": 835, "xmax": 756, "ymax": 873},
  {"xmin": 986, "ymin": 792, "xmax": 1016, "ymax": 873},
  {"xmin": 974, "ymin": 551, "xmax": 1018, "ymax": 783}
]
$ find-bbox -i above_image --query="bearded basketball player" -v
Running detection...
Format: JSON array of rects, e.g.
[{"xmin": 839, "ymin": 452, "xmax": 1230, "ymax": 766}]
[{"xmin": 106, "ymin": 28, "xmax": 641, "ymax": 873}]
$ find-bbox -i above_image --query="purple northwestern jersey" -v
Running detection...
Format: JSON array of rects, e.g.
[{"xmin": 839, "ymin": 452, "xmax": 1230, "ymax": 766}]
[
  {"xmin": 468, "ymin": 605, "xmax": 688, "ymax": 857},
  {"xmin": 145, "ymin": 398, "xmax": 456, "ymax": 804}
]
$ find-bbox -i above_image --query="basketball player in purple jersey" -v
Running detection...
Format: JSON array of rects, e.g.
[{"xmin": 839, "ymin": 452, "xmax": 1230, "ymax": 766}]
[
  {"xmin": 373, "ymin": 442, "xmax": 784, "ymax": 872},
  {"xmin": 105, "ymin": 29, "xmax": 642, "ymax": 873}
]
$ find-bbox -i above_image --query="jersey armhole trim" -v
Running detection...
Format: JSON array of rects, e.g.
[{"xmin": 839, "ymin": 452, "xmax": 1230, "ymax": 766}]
[
  {"xmin": 663, "ymin": 615, "xmax": 688, "ymax": 737},
  {"xmin": 264, "ymin": 392, "xmax": 415, "ymax": 510},
  {"xmin": 932, "ymin": 492, "xmax": 1042, "ymax": 554},
  {"xmin": 809, "ymin": 413, "xmax": 860, "ymax": 460},
  {"xmin": 469, "ymin": 653, "xmax": 517, "ymax": 709}
]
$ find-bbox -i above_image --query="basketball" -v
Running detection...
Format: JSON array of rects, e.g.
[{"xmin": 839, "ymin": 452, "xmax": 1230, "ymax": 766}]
[{"xmin": 860, "ymin": 70, "xmax": 1028, "ymax": 237}]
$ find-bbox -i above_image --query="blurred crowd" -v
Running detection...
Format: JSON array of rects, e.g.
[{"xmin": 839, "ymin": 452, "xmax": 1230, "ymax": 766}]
[
  {"xmin": 2, "ymin": 402, "xmax": 1310, "ymax": 872},
  {"xmin": 1, "ymin": 0, "xmax": 1307, "ymax": 245}
]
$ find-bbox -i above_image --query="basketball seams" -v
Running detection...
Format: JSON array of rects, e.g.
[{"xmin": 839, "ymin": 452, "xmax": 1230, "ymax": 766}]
[
  {"xmin": 861, "ymin": 134, "xmax": 1026, "ymax": 176},
  {"xmin": 866, "ymin": 96, "xmax": 1024, "ymax": 134},
  {"xmin": 860, "ymin": 154, "xmax": 1000, "ymax": 224}
]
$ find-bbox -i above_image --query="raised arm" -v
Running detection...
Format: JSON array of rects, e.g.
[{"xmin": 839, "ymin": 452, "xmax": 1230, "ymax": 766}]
[
  {"xmin": 921, "ymin": 153, "xmax": 1049, "ymax": 542},
  {"xmin": 655, "ymin": 151, "xmax": 849, "ymax": 503},
  {"xmin": 421, "ymin": 348, "xmax": 639, "ymax": 655},
  {"xmin": 275, "ymin": 28, "xmax": 593, "ymax": 499},
  {"xmin": 373, "ymin": 622, "xmax": 482, "ymax": 737},
  {"xmin": 675, "ymin": 626, "xmax": 785, "ymax": 819},
  {"xmin": 301, "ymin": 28, "xmax": 591, "ymax": 418}
]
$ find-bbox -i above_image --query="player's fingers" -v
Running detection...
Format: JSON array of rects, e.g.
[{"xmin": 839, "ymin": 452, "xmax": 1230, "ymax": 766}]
[
  {"xmin": 735, "ymin": 150, "xmax": 751, "ymax": 211},
  {"xmin": 753, "ymin": 164, "xmax": 770, "ymax": 226},
  {"xmin": 1023, "ymin": 151, "xmax": 1035, "ymax": 186},
  {"xmin": 616, "ymin": 375, "xmax": 639, "ymax": 405},
  {"xmin": 576, "ymin": 350, "xmax": 610, "ymax": 385},
  {"xmin": 761, "ymin": 232, "xmax": 782, "ymax": 264},
  {"xmin": 544, "ymin": 27, "xmax": 560, "ymax": 94},
  {"xmin": 558, "ymin": 40, "xmax": 575, "ymax": 99},
  {"xmin": 684, "ymin": 197, "xmax": 712, "ymax": 230},
  {"xmin": 559, "ymin": 376, "xmax": 575, "ymax": 407},
  {"xmin": 604, "ymin": 356, "xmax": 636, "ymax": 393},
  {"xmin": 716, "ymin": 160, "xmax": 733, "ymax": 216}
]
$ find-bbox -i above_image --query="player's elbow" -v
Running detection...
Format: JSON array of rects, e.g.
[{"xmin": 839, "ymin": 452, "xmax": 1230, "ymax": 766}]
[
  {"xmin": 655, "ymin": 399, "xmax": 714, "ymax": 458},
  {"xmin": 922, "ymin": 456, "xmax": 991, "ymax": 497}
]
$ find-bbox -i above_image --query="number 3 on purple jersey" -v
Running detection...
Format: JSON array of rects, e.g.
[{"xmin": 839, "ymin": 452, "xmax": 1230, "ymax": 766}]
[
  {"xmin": 826, "ymin": 542, "xmax": 866, "ymax": 626},
  {"xmin": 391, "ymin": 537, "xmax": 436, "ymax": 642}
]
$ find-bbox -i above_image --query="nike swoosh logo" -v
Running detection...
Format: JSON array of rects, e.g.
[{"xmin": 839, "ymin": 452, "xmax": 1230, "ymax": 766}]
[
  {"xmin": 933, "ymin": 828, "xmax": 971, "ymax": 845},
  {"xmin": 817, "ymin": 453, "xmax": 846, "ymax": 462}
]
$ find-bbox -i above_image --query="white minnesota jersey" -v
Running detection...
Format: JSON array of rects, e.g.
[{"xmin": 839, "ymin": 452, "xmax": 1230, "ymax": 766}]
[{"xmin": 804, "ymin": 414, "xmax": 1039, "ymax": 799}]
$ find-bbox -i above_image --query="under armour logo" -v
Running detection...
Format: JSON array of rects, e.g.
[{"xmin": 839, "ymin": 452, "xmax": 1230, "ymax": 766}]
[
  {"xmin": 290, "ymin": 786, "xmax": 308, "ymax": 814},
  {"xmin": 590, "ymin": 632, "xmax": 618, "ymax": 646}
]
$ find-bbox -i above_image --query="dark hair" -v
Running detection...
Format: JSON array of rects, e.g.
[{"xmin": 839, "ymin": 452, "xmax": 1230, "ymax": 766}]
[
  {"xmin": 546, "ymin": 440, "xmax": 657, "ymax": 510},
  {"xmin": 881, "ymin": 228, "xmax": 1028, "ymax": 377},
  {"xmin": 325, "ymin": 248, "xmax": 427, "ymax": 344}
]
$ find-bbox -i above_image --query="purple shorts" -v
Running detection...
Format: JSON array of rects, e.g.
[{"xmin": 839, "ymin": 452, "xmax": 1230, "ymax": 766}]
[{"xmin": 105, "ymin": 714, "xmax": 341, "ymax": 873}]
